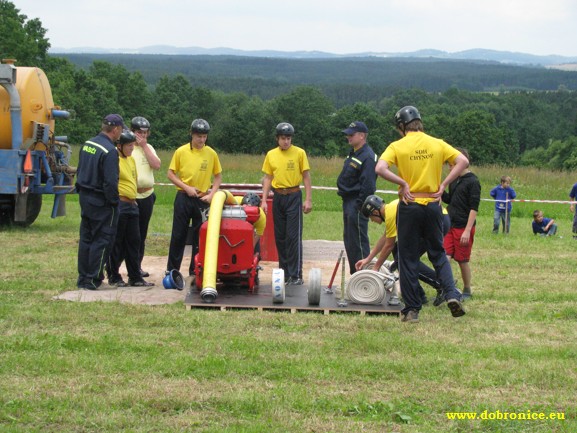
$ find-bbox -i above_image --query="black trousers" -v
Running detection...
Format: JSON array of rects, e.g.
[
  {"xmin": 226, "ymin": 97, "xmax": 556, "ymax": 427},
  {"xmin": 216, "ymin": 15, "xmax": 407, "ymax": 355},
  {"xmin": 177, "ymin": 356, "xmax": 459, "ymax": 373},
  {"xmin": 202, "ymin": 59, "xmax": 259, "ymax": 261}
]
[
  {"xmin": 391, "ymin": 243, "xmax": 441, "ymax": 300},
  {"xmin": 272, "ymin": 190, "xmax": 303, "ymax": 280},
  {"xmin": 107, "ymin": 202, "xmax": 141, "ymax": 282},
  {"xmin": 167, "ymin": 192, "xmax": 208, "ymax": 276},
  {"xmin": 342, "ymin": 197, "xmax": 370, "ymax": 275},
  {"xmin": 396, "ymin": 201, "xmax": 460, "ymax": 314},
  {"xmin": 77, "ymin": 191, "xmax": 118, "ymax": 289},
  {"xmin": 136, "ymin": 192, "xmax": 156, "ymax": 269}
]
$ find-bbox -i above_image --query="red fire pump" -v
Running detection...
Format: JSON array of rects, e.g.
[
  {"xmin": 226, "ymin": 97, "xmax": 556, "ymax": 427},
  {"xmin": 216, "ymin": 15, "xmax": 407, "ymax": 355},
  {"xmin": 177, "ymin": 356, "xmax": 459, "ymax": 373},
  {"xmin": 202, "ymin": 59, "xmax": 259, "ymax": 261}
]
[{"xmin": 194, "ymin": 204, "xmax": 261, "ymax": 293}]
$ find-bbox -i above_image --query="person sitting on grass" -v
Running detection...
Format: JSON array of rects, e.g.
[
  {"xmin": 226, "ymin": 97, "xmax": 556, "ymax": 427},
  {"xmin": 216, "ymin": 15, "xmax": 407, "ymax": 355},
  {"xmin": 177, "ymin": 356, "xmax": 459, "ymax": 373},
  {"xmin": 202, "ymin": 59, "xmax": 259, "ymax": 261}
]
[{"xmin": 532, "ymin": 210, "xmax": 558, "ymax": 237}]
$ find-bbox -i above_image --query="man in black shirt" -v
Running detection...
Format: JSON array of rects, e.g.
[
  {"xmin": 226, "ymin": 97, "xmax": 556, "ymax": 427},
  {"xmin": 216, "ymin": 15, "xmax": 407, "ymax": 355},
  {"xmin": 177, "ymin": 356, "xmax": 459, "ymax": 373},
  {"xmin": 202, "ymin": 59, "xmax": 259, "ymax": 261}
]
[
  {"xmin": 76, "ymin": 114, "xmax": 123, "ymax": 290},
  {"xmin": 337, "ymin": 121, "xmax": 377, "ymax": 274}
]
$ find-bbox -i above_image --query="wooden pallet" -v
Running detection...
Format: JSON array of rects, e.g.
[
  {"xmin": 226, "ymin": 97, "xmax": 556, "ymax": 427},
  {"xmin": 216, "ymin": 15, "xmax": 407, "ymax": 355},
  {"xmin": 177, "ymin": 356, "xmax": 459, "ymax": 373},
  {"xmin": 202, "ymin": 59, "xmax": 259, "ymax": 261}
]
[{"xmin": 184, "ymin": 284, "xmax": 402, "ymax": 316}]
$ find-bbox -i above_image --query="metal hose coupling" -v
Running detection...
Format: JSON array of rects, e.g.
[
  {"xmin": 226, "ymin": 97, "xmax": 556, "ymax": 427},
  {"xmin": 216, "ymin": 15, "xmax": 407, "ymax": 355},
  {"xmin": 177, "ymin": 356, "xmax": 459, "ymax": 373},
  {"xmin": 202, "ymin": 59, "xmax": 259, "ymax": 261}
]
[
  {"xmin": 347, "ymin": 270, "xmax": 394, "ymax": 305},
  {"xmin": 200, "ymin": 287, "xmax": 218, "ymax": 303}
]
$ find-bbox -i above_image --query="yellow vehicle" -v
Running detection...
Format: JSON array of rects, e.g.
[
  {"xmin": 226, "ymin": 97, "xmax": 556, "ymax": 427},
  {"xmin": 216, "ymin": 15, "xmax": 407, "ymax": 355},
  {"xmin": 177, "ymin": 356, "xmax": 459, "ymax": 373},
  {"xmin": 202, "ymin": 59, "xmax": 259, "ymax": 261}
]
[{"xmin": 0, "ymin": 60, "xmax": 75, "ymax": 226}]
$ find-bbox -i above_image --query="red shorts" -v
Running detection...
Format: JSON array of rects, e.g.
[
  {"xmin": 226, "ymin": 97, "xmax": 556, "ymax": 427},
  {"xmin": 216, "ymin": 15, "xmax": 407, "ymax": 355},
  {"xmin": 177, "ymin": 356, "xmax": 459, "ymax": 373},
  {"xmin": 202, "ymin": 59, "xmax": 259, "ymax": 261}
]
[{"xmin": 443, "ymin": 226, "xmax": 475, "ymax": 262}]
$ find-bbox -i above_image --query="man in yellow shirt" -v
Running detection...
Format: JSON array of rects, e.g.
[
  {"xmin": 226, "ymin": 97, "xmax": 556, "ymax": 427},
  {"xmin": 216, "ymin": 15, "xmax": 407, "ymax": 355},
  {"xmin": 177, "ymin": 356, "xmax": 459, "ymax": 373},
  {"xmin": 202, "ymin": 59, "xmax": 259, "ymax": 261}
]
[
  {"xmin": 261, "ymin": 123, "xmax": 312, "ymax": 285},
  {"xmin": 376, "ymin": 106, "xmax": 468, "ymax": 322},
  {"xmin": 166, "ymin": 119, "xmax": 222, "ymax": 278}
]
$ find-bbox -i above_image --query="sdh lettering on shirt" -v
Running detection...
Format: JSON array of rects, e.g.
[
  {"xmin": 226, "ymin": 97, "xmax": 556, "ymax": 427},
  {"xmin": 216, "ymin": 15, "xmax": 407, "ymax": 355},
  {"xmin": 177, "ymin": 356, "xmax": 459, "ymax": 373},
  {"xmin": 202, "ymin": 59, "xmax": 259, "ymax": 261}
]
[{"xmin": 410, "ymin": 148, "xmax": 434, "ymax": 161}]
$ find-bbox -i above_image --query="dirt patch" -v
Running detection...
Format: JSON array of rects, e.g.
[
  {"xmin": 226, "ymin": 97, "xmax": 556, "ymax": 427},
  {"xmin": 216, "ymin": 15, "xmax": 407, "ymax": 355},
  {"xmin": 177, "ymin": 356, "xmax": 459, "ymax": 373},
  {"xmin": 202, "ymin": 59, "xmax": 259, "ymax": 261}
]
[{"xmin": 54, "ymin": 240, "xmax": 347, "ymax": 305}]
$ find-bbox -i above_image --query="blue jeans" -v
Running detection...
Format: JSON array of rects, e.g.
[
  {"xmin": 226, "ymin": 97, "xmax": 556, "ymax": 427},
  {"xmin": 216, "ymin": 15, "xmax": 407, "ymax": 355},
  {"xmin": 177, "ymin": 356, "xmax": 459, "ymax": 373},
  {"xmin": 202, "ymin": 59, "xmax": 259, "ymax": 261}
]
[{"xmin": 493, "ymin": 210, "xmax": 510, "ymax": 234}]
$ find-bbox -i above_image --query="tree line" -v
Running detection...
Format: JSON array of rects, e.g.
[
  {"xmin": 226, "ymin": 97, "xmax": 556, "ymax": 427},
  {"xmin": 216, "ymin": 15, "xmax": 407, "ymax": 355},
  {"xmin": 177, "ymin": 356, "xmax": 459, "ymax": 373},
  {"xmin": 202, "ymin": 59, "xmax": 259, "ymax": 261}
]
[
  {"xmin": 2, "ymin": 0, "xmax": 577, "ymax": 169},
  {"xmin": 42, "ymin": 59, "xmax": 577, "ymax": 169}
]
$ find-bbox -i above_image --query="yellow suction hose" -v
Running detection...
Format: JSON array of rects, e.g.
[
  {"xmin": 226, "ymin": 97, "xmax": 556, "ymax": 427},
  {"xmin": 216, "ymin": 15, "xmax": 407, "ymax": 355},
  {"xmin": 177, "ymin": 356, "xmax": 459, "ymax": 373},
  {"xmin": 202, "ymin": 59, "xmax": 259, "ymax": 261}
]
[{"xmin": 200, "ymin": 189, "xmax": 236, "ymax": 302}]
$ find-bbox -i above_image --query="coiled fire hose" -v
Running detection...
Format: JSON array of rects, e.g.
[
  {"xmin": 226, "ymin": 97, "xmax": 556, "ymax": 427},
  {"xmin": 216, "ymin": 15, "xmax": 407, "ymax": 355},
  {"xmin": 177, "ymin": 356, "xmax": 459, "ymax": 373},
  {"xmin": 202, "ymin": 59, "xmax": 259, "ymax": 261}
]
[
  {"xmin": 361, "ymin": 260, "xmax": 397, "ymax": 291},
  {"xmin": 346, "ymin": 269, "xmax": 397, "ymax": 305}
]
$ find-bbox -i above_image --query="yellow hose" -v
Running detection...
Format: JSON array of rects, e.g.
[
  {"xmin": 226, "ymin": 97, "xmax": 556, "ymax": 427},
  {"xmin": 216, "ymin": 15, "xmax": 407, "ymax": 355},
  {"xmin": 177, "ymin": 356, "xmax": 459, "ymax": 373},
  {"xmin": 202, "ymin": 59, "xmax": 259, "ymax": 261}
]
[{"xmin": 200, "ymin": 189, "xmax": 236, "ymax": 302}]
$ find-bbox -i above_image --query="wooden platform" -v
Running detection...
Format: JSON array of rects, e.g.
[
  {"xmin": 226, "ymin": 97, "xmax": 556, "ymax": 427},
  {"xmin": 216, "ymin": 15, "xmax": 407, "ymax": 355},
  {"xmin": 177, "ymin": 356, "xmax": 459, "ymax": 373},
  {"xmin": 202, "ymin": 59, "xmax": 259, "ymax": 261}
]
[{"xmin": 184, "ymin": 283, "xmax": 402, "ymax": 316}]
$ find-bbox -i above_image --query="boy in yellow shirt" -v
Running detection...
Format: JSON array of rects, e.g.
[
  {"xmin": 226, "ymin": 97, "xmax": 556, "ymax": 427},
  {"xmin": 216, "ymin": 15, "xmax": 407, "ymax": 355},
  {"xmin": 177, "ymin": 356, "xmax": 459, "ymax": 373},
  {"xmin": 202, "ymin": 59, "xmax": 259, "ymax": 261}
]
[
  {"xmin": 166, "ymin": 119, "xmax": 222, "ymax": 278},
  {"xmin": 261, "ymin": 123, "xmax": 312, "ymax": 285}
]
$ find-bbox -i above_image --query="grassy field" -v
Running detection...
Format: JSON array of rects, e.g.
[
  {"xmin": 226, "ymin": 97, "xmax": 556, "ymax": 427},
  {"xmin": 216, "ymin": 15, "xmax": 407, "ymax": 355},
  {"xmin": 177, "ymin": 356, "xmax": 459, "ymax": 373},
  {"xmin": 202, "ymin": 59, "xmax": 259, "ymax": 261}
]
[{"xmin": 1, "ymin": 151, "xmax": 576, "ymax": 432}]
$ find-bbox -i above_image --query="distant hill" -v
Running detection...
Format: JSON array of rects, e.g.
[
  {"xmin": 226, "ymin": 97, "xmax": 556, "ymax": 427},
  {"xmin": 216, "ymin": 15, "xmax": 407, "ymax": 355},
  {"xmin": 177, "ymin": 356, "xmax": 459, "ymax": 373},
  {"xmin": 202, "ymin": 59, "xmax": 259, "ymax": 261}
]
[
  {"xmin": 55, "ymin": 52, "xmax": 577, "ymax": 92},
  {"xmin": 49, "ymin": 46, "xmax": 577, "ymax": 67}
]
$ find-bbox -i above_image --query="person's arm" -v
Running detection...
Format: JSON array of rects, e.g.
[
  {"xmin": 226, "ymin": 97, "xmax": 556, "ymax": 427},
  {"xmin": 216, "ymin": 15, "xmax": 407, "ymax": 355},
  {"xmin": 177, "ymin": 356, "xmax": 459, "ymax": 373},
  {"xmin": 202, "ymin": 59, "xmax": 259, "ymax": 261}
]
[
  {"xmin": 136, "ymin": 136, "xmax": 161, "ymax": 170},
  {"xmin": 434, "ymin": 154, "xmax": 469, "ymax": 199},
  {"xmin": 460, "ymin": 210, "xmax": 478, "ymax": 245},
  {"xmin": 167, "ymin": 169, "xmax": 196, "ymax": 197},
  {"xmin": 442, "ymin": 189, "xmax": 451, "ymax": 204},
  {"xmin": 261, "ymin": 174, "xmax": 273, "ymax": 213},
  {"xmin": 461, "ymin": 178, "xmax": 481, "ymax": 245},
  {"xmin": 102, "ymin": 151, "xmax": 119, "ymax": 206},
  {"xmin": 544, "ymin": 217, "xmax": 555, "ymax": 232},
  {"xmin": 373, "ymin": 237, "xmax": 396, "ymax": 270},
  {"xmin": 203, "ymin": 172, "xmax": 222, "ymax": 203},
  {"xmin": 355, "ymin": 233, "xmax": 394, "ymax": 271},
  {"xmin": 357, "ymin": 154, "xmax": 377, "ymax": 209},
  {"xmin": 302, "ymin": 170, "xmax": 312, "ymax": 214},
  {"xmin": 375, "ymin": 160, "xmax": 412, "ymax": 203}
]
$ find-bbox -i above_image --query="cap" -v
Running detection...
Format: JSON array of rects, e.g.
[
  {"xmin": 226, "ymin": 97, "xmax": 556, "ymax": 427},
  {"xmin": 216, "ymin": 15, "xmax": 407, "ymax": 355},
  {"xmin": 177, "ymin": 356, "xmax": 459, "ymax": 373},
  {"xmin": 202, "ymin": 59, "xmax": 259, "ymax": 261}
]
[
  {"xmin": 103, "ymin": 114, "xmax": 125, "ymax": 127},
  {"xmin": 342, "ymin": 121, "xmax": 368, "ymax": 135}
]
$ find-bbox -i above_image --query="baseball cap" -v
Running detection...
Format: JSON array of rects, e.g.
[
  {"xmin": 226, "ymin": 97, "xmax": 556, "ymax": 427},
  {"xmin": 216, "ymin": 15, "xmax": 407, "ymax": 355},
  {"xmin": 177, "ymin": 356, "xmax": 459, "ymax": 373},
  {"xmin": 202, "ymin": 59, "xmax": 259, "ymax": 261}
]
[
  {"xmin": 342, "ymin": 121, "xmax": 368, "ymax": 134},
  {"xmin": 103, "ymin": 113, "xmax": 125, "ymax": 127}
]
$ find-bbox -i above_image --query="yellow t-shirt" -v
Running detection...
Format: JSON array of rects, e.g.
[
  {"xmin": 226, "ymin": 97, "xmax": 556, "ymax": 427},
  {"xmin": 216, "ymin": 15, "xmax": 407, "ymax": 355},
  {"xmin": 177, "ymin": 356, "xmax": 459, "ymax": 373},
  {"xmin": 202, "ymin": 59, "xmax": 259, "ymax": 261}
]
[
  {"xmin": 132, "ymin": 144, "xmax": 158, "ymax": 199},
  {"xmin": 261, "ymin": 145, "xmax": 310, "ymax": 189},
  {"xmin": 118, "ymin": 155, "xmax": 137, "ymax": 200},
  {"xmin": 169, "ymin": 143, "xmax": 222, "ymax": 193},
  {"xmin": 380, "ymin": 131, "xmax": 460, "ymax": 205},
  {"xmin": 384, "ymin": 199, "xmax": 399, "ymax": 239}
]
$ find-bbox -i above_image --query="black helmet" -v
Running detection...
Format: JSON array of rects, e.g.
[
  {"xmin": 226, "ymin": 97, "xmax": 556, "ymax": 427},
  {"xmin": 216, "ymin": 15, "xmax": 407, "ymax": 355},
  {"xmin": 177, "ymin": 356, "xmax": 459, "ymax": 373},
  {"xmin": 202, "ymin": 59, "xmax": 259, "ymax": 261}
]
[
  {"xmin": 275, "ymin": 122, "xmax": 294, "ymax": 136},
  {"xmin": 394, "ymin": 106, "xmax": 421, "ymax": 127},
  {"xmin": 131, "ymin": 116, "xmax": 150, "ymax": 131},
  {"xmin": 241, "ymin": 192, "xmax": 261, "ymax": 207},
  {"xmin": 118, "ymin": 129, "xmax": 137, "ymax": 145},
  {"xmin": 361, "ymin": 195, "xmax": 384, "ymax": 219},
  {"xmin": 191, "ymin": 118, "xmax": 210, "ymax": 134}
]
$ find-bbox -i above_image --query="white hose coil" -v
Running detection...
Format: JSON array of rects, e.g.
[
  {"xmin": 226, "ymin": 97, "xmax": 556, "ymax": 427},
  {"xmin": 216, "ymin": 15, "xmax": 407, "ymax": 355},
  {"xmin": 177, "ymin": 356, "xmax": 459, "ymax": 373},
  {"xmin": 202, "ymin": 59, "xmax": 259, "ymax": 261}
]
[
  {"xmin": 272, "ymin": 268, "xmax": 285, "ymax": 304},
  {"xmin": 346, "ymin": 270, "xmax": 390, "ymax": 305},
  {"xmin": 360, "ymin": 260, "xmax": 397, "ymax": 292}
]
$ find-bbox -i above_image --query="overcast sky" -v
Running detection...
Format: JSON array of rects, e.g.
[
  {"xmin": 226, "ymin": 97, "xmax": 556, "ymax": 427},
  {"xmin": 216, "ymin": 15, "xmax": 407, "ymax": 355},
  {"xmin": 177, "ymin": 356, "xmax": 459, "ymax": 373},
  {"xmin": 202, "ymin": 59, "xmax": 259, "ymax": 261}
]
[{"xmin": 13, "ymin": 0, "xmax": 577, "ymax": 57}]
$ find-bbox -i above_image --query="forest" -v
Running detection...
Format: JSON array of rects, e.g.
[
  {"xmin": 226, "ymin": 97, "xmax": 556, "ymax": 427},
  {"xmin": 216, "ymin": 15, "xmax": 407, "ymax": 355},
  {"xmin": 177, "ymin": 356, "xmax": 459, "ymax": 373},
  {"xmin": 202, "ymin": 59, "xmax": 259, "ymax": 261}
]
[{"xmin": 2, "ymin": 0, "xmax": 577, "ymax": 168}]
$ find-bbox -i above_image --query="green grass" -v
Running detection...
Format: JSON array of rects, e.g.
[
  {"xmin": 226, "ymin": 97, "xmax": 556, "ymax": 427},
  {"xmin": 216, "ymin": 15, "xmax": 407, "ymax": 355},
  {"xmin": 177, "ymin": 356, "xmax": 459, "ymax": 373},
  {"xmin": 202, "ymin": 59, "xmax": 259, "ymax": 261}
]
[{"xmin": 1, "ymin": 152, "xmax": 576, "ymax": 432}]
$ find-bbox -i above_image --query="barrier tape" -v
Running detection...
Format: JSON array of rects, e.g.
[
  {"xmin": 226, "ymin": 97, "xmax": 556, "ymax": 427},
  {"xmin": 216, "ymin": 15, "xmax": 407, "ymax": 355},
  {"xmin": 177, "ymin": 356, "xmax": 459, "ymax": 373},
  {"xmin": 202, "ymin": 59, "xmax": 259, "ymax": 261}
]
[{"xmin": 153, "ymin": 183, "xmax": 577, "ymax": 205}]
